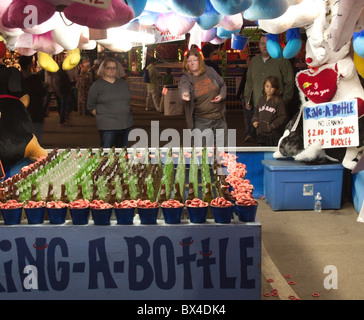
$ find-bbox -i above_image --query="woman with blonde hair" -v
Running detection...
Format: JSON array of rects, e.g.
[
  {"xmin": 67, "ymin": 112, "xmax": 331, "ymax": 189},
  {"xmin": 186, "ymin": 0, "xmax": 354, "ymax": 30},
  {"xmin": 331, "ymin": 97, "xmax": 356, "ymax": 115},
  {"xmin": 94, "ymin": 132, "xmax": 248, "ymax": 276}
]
[
  {"xmin": 87, "ymin": 57, "xmax": 133, "ymax": 148},
  {"xmin": 178, "ymin": 47, "xmax": 228, "ymax": 147}
]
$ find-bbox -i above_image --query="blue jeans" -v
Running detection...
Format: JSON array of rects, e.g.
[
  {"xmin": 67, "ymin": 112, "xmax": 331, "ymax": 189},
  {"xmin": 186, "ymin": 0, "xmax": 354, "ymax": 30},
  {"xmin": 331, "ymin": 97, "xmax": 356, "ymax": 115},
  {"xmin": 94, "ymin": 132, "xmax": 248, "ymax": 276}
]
[
  {"xmin": 59, "ymin": 94, "xmax": 71, "ymax": 124},
  {"xmin": 99, "ymin": 128, "xmax": 130, "ymax": 148}
]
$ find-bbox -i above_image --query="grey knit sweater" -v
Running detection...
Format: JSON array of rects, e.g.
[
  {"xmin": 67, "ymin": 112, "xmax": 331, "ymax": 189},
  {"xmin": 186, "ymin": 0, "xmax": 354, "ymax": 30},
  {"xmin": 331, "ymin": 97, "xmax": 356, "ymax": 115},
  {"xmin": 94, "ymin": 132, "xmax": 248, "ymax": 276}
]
[
  {"xmin": 87, "ymin": 78, "xmax": 134, "ymax": 130},
  {"xmin": 178, "ymin": 66, "xmax": 227, "ymax": 130}
]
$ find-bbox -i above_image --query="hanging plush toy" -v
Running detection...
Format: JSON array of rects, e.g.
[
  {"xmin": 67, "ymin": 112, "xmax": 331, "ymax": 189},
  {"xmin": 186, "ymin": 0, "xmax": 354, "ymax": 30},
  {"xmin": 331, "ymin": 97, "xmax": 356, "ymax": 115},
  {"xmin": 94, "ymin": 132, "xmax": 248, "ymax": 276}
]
[
  {"xmin": 244, "ymin": 0, "xmax": 289, "ymax": 20},
  {"xmin": 0, "ymin": 67, "xmax": 47, "ymax": 168},
  {"xmin": 0, "ymin": 0, "xmax": 135, "ymax": 72},
  {"xmin": 196, "ymin": 0, "xmax": 222, "ymax": 30}
]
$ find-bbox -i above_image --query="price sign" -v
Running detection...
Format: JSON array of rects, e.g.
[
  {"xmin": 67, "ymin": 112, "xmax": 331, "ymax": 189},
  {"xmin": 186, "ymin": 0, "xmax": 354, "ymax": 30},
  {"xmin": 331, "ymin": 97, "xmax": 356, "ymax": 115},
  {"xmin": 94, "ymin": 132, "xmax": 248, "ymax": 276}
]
[
  {"xmin": 70, "ymin": 0, "xmax": 111, "ymax": 10},
  {"xmin": 303, "ymin": 99, "xmax": 359, "ymax": 149}
]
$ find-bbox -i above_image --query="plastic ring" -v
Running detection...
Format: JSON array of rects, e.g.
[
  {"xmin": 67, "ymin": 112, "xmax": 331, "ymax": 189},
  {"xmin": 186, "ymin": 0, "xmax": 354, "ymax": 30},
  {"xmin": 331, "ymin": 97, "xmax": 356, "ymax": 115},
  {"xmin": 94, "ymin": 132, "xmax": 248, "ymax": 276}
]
[
  {"xmin": 199, "ymin": 250, "xmax": 213, "ymax": 257},
  {"xmin": 179, "ymin": 239, "xmax": 194, "ymax": 246},
  {"xmin": 312, "ymin": 293, "xmax": 320, "ymax": 297},
  {"xmin": 263, "ymin": 293, "xmax": 271, "ymax": 297},
  {"xmin": 284, "ymin": 274, "xmax": 292, "ymax": 278},
  {"xmin": 33, "ymin": 243, "xmax": 48, "ymax": 250},
  {"xmin": 288, "ymin": 281, "xmax": 296, "ymax": 285},
  {"xmin": 288, "ymin": 295, "xmax": 296, "ymax": 300},
  {"xmin": 267, "ymin": 278, "xmax": 274, "ymax": 283}
]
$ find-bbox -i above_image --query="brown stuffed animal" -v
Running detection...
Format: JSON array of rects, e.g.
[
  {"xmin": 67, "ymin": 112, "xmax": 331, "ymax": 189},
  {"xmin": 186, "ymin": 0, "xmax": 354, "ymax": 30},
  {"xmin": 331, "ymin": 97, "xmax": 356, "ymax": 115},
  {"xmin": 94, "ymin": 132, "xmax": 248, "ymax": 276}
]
[{"xmin": 0, "ymin": 67, "xmax": 47, "ymax": 168}]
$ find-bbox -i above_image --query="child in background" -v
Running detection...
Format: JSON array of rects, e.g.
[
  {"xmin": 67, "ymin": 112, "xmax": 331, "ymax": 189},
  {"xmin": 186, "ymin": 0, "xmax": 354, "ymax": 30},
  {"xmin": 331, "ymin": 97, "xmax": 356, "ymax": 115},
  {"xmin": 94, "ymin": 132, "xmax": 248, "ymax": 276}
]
[{"xmin": 252, "ymin": 75, "xmax": 287, "ymax": 146}]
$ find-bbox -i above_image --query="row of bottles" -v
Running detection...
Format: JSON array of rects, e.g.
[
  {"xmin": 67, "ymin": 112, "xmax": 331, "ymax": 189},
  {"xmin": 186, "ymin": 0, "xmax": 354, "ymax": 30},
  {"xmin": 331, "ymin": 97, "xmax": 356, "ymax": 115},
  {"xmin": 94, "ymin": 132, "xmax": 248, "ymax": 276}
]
[{"xmin": 1, "ymin": 147, "xmax": 228, "ymax": 205}]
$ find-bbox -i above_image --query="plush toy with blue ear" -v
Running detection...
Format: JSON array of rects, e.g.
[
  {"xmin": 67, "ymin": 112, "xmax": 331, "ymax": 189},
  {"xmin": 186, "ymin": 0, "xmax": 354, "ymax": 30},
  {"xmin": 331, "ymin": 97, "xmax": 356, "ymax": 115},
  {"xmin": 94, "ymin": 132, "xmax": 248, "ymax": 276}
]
[
  {"xmin": 209, "ymin": 0, "xmax": 252, "ymax": 15},
  {"xmin": 266, "ymin": 28, "xmax": 302, "ymax": 59},
  {"xmin": 170, "ymin": 0, "xmax": 206, "ymax": 18},
  {"xmin": 266, "ymin": 33, "xmax": 282, "ymax": 58},
  {"xmin": 138, "ymin": 11, "xmax": 160, "ymax": 26},
  {"xmin": 353, "ymin": 30, "xmax": 364, "ymax": 58},
  {"xmin": 127, "ymin": 0, "xmax": 147, "ymax": 19},
  {"xmin": 197, "ymin": 0, "xmax": 222, "ymax": 30},
  {"xmin": 144, "ymin": 0, "xmax": 171, "ymax": 13},
  {"xmin": 283, "ymin": 28, "xmax": 302, "ymax": 59},
  {"xmin": 216, "ymin": 26, "xmax": 240, "ymax": 39},
  {"xmin": 244, "ymin": 0, "xmax": 289, "ymax": 20}
]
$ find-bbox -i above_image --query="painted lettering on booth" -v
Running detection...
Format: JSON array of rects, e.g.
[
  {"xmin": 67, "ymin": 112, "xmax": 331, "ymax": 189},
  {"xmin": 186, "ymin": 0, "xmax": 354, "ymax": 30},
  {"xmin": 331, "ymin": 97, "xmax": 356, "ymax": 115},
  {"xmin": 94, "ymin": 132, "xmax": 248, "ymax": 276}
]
[{"xmin": 0, "ymin": 235, "xmax": 256, "ymax": 293}]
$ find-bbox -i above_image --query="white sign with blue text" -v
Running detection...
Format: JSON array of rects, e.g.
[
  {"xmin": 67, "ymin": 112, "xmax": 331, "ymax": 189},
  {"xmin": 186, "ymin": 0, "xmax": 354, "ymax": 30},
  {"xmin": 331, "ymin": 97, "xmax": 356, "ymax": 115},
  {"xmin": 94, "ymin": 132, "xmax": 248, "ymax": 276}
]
[
  {"xmin": 0, "ymin": 221, "xmax": 261, "ymax": 300},
  {"xmin": 303, "ymin": 99, "xmax": 359, "ymax": 149}
]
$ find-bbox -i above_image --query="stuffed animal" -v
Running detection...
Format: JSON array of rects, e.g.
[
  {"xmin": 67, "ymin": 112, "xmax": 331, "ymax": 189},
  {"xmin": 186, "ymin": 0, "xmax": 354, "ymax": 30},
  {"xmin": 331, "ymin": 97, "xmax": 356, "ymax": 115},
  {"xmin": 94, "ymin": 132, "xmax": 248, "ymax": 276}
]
[
  {"xmin": 0, "ymin": 67, "xmax": 47, "ymax": 168},
  {"xmin": 271, "ymin": 1, "xmax": 364, "ymax": 170},
  {"xmin": 0, "ymin": 0, "xmax": 135, "ymax": 71}
]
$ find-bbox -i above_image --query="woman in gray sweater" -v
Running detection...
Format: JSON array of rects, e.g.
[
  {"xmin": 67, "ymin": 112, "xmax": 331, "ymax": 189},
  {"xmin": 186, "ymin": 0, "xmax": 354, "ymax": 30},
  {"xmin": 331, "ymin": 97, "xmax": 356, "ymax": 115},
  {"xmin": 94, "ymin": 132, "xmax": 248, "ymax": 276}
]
[
  {"xmin": 178, "ymin": 47, "xmax": 228, "ymax": 147},
  {"xmin": 87, "ymin": 57, "xmax": 134, "ymax": 148}
]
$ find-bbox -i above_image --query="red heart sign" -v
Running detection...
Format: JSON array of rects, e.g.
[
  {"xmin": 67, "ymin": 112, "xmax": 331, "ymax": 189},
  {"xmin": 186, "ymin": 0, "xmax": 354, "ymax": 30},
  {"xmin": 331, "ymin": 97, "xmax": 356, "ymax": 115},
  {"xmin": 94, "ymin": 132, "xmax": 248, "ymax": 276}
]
[{"xmin": 296, "ymin": 67, "xmax": 339, "ymax": 104}]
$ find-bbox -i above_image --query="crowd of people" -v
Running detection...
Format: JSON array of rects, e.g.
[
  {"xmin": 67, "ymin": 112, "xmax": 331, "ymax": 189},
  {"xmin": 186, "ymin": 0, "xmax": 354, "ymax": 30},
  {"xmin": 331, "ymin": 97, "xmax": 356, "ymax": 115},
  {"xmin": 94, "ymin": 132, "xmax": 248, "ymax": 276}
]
[{"xmin": 13, "ymin": 34, "xmax": 303, "ymax": 149}]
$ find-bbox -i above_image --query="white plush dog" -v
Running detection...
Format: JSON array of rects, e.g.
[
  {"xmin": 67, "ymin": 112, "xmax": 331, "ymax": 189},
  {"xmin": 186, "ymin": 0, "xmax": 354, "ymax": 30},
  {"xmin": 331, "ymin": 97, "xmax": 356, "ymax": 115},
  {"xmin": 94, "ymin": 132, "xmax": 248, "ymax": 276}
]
[{"xmin": 271, "ymin": 0, "xmax": 364, "ymax": 170}]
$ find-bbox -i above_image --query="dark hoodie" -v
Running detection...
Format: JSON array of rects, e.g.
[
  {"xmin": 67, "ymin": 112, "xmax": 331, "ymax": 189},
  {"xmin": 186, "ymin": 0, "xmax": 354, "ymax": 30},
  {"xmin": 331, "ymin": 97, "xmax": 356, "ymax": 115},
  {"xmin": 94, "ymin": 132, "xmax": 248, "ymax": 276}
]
[{"xmin": 252, "ymin": 95, "xmax": 287, "ymax": 136}]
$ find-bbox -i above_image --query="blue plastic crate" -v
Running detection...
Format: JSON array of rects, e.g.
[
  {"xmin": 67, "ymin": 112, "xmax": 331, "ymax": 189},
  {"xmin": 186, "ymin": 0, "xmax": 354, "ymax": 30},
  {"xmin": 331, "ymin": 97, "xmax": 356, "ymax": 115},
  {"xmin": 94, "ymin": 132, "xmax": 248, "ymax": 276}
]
[
  {"xmin": 262, "ymin": 159, "xmax": 344, "ymax": 211},
  {"xmin": 353, "ymin": 171, "xmax": 364, "ymax": 213}
]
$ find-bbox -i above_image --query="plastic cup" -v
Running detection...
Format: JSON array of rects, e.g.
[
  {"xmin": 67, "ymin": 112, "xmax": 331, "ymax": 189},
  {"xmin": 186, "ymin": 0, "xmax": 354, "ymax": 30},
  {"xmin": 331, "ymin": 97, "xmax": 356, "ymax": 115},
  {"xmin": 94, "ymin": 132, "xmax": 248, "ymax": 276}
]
[
  {"xmin": 115, "ymin": 207, "xmax": 135, "ymax": 225},
  {"xmin": 25, "ymin": 207, "xmax": 45, "ymax": 224},
  {"xmin": 186, "ymin": 205, "xmax": 208, "ymax": 223},
  {"xmin": 231, "ymin": 34, "xmax": 249, "ymax": 50},
  {"xmin": 211, "ymin": 205, "xmax": 234, "ymax": 224},
  {"xmin": 137, "ymin": 207, "xmax": 159, "ymax": 225},
  {"xmin": 235, "ymin": 204, "xmax": 258, "ymax": 222},
  {"xmin": 91, "ymin": 208, "xmax": 112, "ymax": 225},
  {"xmin": 1, "ymin": 207, "xmax": 23, "ymax": 225},
  {"xmin": 47, "ymin": 207, "xmax": 67, "ymax": 224},
  {"xmin": 69, "ymin": 207, "xmax": 90, "ymax": 225},
  {"xmin": 161, "ymin": 206, "xmax": 183, "ymax": 224}
]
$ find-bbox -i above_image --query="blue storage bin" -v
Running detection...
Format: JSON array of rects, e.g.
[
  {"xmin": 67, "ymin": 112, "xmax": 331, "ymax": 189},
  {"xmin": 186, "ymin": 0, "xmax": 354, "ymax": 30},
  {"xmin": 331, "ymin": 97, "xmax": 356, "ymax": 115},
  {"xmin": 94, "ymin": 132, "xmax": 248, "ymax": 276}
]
[
  {"xmin": 353, "ymin": 171, "xmax": 364, "ymax": 213},
  {"xmin": 262, "ymin": 159, "xmax": 344, "ymax": 210}
]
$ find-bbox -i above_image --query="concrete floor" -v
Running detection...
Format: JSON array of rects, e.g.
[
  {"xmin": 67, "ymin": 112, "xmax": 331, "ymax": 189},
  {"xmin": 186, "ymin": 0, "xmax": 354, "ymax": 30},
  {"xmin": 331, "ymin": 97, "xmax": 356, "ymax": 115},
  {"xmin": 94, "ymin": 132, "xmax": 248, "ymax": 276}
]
[
  {"xmin": 39, "ymin": 106, "xmax": 362, "ymax": 301},
  {"xmin": 258, "ymin": 199, "xmax": 363, "ymax": 300}
]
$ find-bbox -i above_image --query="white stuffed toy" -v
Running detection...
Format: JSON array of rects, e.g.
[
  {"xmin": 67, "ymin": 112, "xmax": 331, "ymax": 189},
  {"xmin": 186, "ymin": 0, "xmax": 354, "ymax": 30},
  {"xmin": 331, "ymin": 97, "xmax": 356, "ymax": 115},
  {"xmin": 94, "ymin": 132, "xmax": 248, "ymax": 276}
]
[{"xmin": 257, "ymin": 0, "xmax": 364, "ymax": 170}]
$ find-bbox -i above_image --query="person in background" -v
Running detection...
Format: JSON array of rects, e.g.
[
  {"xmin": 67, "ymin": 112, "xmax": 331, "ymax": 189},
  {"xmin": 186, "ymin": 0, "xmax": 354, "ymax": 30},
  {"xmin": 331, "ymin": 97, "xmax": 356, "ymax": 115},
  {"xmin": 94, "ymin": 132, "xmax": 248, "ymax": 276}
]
[
  {"xmin": 97, "ymin": 58, "xmax": 126, "ymax": 79},
  {"xmin": 178, "ymin": 47, "xmax": 228, "ymax": 147},
  {"xmin": 252, "ymin": 75, "xmax": 287, "ymax": 146},
  {"xmin": 76, "ymin": 58, "xmax": 93, "ymax": 116},
  {"xmin": 162, "ymin": 67, "xmax": 173, "ymax": 86},
  {"xmin": 51, "ymin": 63, "xmax": 73, "ymax": 127},
  {"xmin": 91, "ymin": 59, "xmax": 102, "ymax": 82},
  {"xmin": 19, "ymin": 55, "xmax": 46, "ymax": 143},
  {"xmin": 159, "ymin": 67, "xmax": 174, "ymax": 113},
  {"xmin": 67, "ymin": 66, "xmax": 78, "ymax": 113},
  {"xmin": 244, "ymin": 34, "xmax": 294, "ymax": 137},
  {"xmin": 145, "ymin": 57, "xmax": 161, "ymax": 111},
  {"xmin": 236, "ymin": 54, "xmax": 255, "ymax": 142},
  {"xmin": 201, "ymin": 43, "xmax": 221, "ymax": 76},
  {"xmin": 87, "ymin": 57, "xmax": 134, "ymax": 148}
]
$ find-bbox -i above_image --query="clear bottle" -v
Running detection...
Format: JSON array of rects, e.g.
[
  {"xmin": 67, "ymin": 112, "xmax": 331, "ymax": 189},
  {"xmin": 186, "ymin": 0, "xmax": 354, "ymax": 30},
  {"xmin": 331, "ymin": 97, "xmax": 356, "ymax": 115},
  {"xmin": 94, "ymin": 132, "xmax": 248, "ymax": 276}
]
[{"xmin": 314, "ymin": 192, "xmax": 322, "ymax": 212}]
